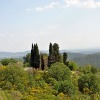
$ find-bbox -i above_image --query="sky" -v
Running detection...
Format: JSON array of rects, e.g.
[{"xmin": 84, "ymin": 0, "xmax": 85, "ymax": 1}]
[{"xmin": 0, "ymin": 0, "xmax": 100, "ymax": 52}]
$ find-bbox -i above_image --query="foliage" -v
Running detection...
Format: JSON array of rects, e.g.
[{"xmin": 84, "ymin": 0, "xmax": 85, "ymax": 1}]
[
  {"xmin": 41, "ymin": 54, "xmax": 45, "ymax": 70},
  {"xmin": 0, "ymin": 51, "xmax": 100, "ymax": 99},
  {"xmin": 30, "ymin": 43, "xmax": 40, "ymax": 69},
  {"xmin": 0, "ymin": 65, "xmax": 28, "ymax": 92},
  {"xmin": 54, "ymin": 80, "xmax": 75, "ymax": 96},
  {"xmin": 78, "ymin": 73, "xmax": 100, "ymax": 94},
  {"xmin": 0, "ymin": 58, "xmax": 17, "ymax": 66},
  {"xmin": 79, "ymin": 65, "xmax": 98, "ymax": 74},
  {"xmin": 67, "ymin": 61, "xmax": 78, "ymax": 71},
  {"xmin": 23, "ymin": 53, "xmax": 31, "ymax": 67},
  {"xmin": 63, "ymin": 52, "xmax": 67, "ymax": 65},
  {"xmin": 48, "ymin": 62, "xmax": 71, "ymax": 81},
  {"xmin": 48, "ymin": 43, "xmax": 61, "ymax": 67}
]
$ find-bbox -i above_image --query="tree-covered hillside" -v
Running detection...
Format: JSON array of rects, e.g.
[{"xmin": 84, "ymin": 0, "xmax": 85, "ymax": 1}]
[{"xmin": 71, "ymin": 53, "xmax": 100, "ymax": 67}]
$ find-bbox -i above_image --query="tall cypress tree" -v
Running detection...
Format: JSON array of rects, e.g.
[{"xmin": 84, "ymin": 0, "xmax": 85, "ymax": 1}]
[
  {"xmin": 48, "ymin": 43, "xmax": 55, "ymax": 67},
  {"xmin": 63, "ymin": 52, "xmax": 67, "ymax": 65},
  {"xmin": 30, "ymin": 43, "xmax": 34, "ymax": 67},
  {"xmin": 49, "ymin": 42, "xmax": 53, "ymax": 55},
  {"xmin": 41, "ymin": 54, "xmax": 45, "ymax": 70},
  {"xmin": 35, "ymin": 43, "xmax": 40, "ymax": 69},
  {"xmin": 30, "ymin": 43, "xmax": 40, "ymax": 69}
]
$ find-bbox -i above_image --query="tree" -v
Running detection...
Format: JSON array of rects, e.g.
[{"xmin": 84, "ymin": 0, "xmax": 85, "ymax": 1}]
[
  {"xmin": 48, "ymin": 62, "xmax": 71, "ymax": 81},
  {"xmin": 30, "ymin": 43, "xmax": 40, "ymax": 69},
  {"xmin": 68, "ymin": 61, "xmax": 78, "ymax": 71},
  {"xmin": 63, "ymin": 52, "xmax": 67, "ymax": 65},
  {"xmin": 49, "ymin": 42, "xmax": 53, "ymax": 55},
  {"xmin": 0, "ymin": 64, "xmax": 28, "ymax": 92},
  {"xmin": 0, "ymin": 58, "xmax": 17, "ymax": 66},
  {"xmin": 48, "ymin": 43, "xmax": 55, "ymax": 67},
  {"xmin": 34, "ymin": 43, "xmax": 40, "ymax": 69},
  {"xmin": 23, "ymin": 53, "xmax": 31, "ymax": 67},
  {"xmin": 53, "ymin": 43, "xmax": 61, "ymax": 62},
  {"xmin": 41, "ymin": 54, "xmax": 45, "ymax": 70},
  {"xmin": 48, "ymin": 43, "xmax": 61, "ymax": 67},
  {"xmin": 30, "ymin": 43, "xmax": 34, "ymax": 67},
  {"xmin": 78, "ymin": 74, "xmax": 100, "ymax": 94}
]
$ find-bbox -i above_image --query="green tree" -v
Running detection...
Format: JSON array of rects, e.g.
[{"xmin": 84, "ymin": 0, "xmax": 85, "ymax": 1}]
[
  {"xmin": 48, "ymin": 62, "xmax": 71, "ymax": 81},
  {"xmin": 53, "ymin": 43, "xmax": 61, "ymax": 62},
  {"xmin": 63, "ymin": 52, "xmax": 67, "ymax": 65},
  {"xmin": 49, "ymin": 42, "xmax": 53, "ymax": 55},
  {"xmin": 68, "ymin": 61, "xmax": 78, "ymax": 71},
  {"xmin": 0, "ymin": 65, "xmax": 28, "ymax": 92},
  {"xmin": 0, "ymin": 58, "xmax": 17, "ymax": 66},
  {"xmin": 30, "ymin": 43, "xmax": 40, "ymax": 69},
  {"xmin": 48, "ymin": 43, "xmax": 61, "ymax": 67},
  {"xmin": 34, "ymin": 43, "xmax": 40, "ymax": 69},
  {"xmin": 78, "ymin": 74, "xmax": 100, "ymax": 94},
  {"xmin": 23, "ymin": 53, "xmax": 31, "ymax": 67},
  {"xmin": 54, "ymin": 80, "xmax": 75, "ymax": 96},
  {"xmin": 30, "ymin": 43, "xmax": 34, "ymax": 67},
  {"xmin": 48, "ymin": 43, "xmax": 55, "ymax": 67},
  {"xmin": 41, "ymin": 54, "xmax": 45, "ymax": 70}
]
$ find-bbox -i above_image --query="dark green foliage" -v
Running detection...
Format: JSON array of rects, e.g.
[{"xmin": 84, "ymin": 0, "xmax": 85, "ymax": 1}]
[
  {"xmin": 79, "ymin": 65, "xmax": 98, "ymax": 74},
  {"xmin": 41, "ymin": 54, "xmax": 45, "ymax": 70},
  {"xmin": 67, "ymin": 61, "xmax": 78, "ymax": 71},
  {"xmin": 30, "ymin": 43, "xmax": 34, "ymax": 67},
  {"xmin": 45, "ymin": 62, "xmax": 76, "ymax": 96},
  {"xmin": 30, "ymin": 43, "xmax": 40, "ymax": 69},
  {"xmin": 78, "ymin": 74, "xmax": 100, "ymax": 94},
  {"xmin": 53, "ymin": 43, "xmax": 61, "ymax": 62},
  {"xmin": 63, "ymin": 52, "xmax": 67, "ymax": 64},
  {"xmin": 48, "ymin": 62, "xmax": 71, "ymax": 81},
  {"xmin": 49, "ymin": 42, "xmax": 53, "ymax": 55},
  {"xmin": 48, "ymin": 43, "xmax": 55, "ymax": 67},
  {"xmin": 23, "ymin": 53, "xmax": 31, "ymax": 67},
  {"xmin": 48, "ymin": 43, "xmax": 61, "ymax": 67},
  {"xmin": 0, "ymin": 58, "xmax": 17, "ymax": 66},
  {"xmin": 54, "ymin": 80, "xmax": 75, "ymax": 96}
]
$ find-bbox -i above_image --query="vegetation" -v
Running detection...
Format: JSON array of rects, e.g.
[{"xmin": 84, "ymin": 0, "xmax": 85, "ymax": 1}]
[
  {"xmin": 72, "ymin": 53, "xmax": 100, "ymax": 67},
  {"xmin": 48, "ymin": 43, "xmax": 61, "ymax": 67},
  {"xmin": 0, "ymin": 43, "xmax": 100, "ymax": 100},
  {"xmin": 30, "ymin": 43, "xmax": 40, "ymax": 69}
]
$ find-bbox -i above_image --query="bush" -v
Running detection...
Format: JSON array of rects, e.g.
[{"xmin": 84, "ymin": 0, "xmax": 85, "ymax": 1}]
[
  {"xmin": 78, "ymin": 74, "xmax": 100, "ymax": 94},
  {"xmin": 54, "ymin": 80, "xmax": 75, "ymax": 96},
  {"xmin": 0, "ymin": 58, "xmax": 17, "ymax": 66},
  {"xmin": 0, "ymin": 64, "xmax": 28, "ymax": 92},
  {"xmin": 48, "ymin": 62, "xmax": 71, "ymax": 81}
]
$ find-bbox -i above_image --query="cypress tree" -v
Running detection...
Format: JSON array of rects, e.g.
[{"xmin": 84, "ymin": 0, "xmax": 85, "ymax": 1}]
[
  {"xmin": 41, "ymin": 54, "xmax": 45, "ymax": 70},
  {"xmin": 48, "ymin": 43, "xmax": 61, "ymax": 67},
  {"xmin": 30, "ymin": 43, "xmax": 40, "ymax": 69},
  {"xmin": 63, "ymin": 52, "xmax": 67, "ymax": 65},
  {"xmin": 49, "ymin": 42, "xmax": 53, "ymax": 55},
  {"xmin": 53, "ymin": 43, "xmax": 61, "ymax": 62},
  {"xmin": 30, "ymin": 43, "xmax": 34, "ymax": 67},
  {"xmin": 35, "ymin": 43, "xmax": 40, "ymax": 69},
  {"xmin": 48, "ymin": 43, "xmax": 55, "ymax": 67}
]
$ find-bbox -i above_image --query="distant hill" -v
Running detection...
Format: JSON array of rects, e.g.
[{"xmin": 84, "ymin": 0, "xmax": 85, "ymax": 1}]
[
  {"xmin": 0, "ymin": 50, "xmax": 86, "ymax": 59},
  {"xmin": 0, "ymin": 51, "xmax": 30, "ymax": 59},
  {"xmin": 71, "ymin": 53, "xmax": 100, "ymax": 67}
]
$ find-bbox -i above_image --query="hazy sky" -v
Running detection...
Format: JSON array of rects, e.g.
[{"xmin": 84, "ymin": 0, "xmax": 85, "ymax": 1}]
[{"xmin": 0, "ymin": 0, "xmax": 100, "ymax": 52}]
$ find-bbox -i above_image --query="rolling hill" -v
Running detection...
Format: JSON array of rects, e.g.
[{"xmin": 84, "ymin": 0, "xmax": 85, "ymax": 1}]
[{"xmin": 71, "ymin": 53, "xmax": 100, "ymax": 67}]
